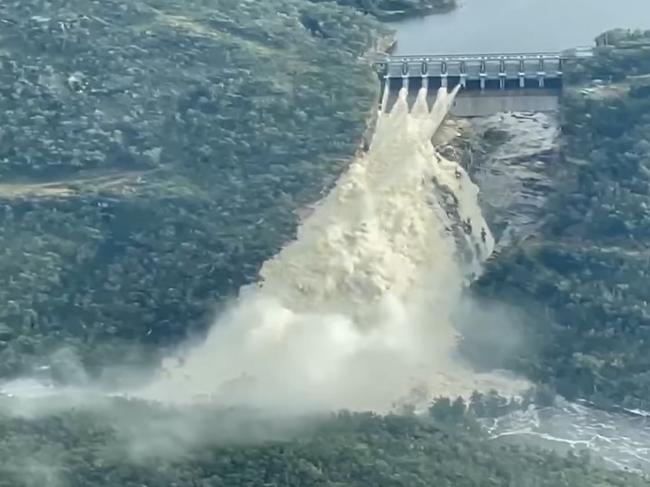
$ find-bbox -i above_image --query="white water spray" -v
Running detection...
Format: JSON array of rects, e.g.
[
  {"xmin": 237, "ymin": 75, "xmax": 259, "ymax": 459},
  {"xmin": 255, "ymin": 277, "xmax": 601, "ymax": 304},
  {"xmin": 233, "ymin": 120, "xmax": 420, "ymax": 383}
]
[
  {"xmin": 139, "ymin": 86, "xmax": 526, "ymax": 411},
  {"xmin": 2, "ymin": 87, "xmax": 647, "ymax": 473}
]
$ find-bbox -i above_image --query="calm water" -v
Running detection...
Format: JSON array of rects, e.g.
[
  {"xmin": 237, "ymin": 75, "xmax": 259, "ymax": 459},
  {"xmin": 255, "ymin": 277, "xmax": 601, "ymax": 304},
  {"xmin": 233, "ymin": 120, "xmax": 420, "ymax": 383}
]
[{"xmin": 391, "ymin": 0, "xmax": 650, "ymax": 55}]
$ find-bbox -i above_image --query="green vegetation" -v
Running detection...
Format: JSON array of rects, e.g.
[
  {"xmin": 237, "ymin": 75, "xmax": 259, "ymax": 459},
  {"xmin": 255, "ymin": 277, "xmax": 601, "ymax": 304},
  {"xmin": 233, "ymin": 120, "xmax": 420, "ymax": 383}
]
[
  {"xmin": 475, "ymin": 30, "xmax": 650, "ymax": 410},
  {"xmin": 1, "ymin": 0, "xmax": 649, "ymax": 482},
  {"xmin": 0, "ymin": 397, "xmax": 645, "ymax": 487},
  {"xmin": 0, "ymin": 0, "xmax": 387, "ymax": 378}
]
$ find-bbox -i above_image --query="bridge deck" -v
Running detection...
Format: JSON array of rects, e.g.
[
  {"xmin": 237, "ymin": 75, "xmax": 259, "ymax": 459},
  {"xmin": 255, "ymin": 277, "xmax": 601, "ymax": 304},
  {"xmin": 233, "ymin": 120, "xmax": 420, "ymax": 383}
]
[
  {"xmin": 380, "ymin": 53, "xmax": 562, "ymax": 80},
  {"xmin": 386, "ymin": 51, "xmax": 564, "ymax": 61},
  {"xmin": 375, "ymin": 51, "xmax": 573, "ymax": 101},
  {"xmin": 375, "ymin": 51, "xmax": 573, "ymax": 116}
]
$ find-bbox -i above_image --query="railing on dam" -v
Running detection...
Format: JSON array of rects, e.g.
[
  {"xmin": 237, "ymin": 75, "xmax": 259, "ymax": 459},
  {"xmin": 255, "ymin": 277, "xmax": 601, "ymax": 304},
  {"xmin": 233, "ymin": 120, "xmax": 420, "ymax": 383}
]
[
  {"xmin": 374, "ymin": 51, "xmax": 571, "ymax": 91},
  {"xmin": 374, "ymin": 49, "xmax": 594, "ymax": 116}
]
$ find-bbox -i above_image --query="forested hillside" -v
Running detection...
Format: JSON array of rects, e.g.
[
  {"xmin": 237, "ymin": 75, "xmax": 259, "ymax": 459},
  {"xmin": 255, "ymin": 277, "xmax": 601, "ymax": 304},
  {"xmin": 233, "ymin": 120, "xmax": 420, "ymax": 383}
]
[
  {"xmin": 475, "ymin": 30, "xmax": 650, "ymax": 410},
  {"xmin": 0, "ymin": 0, "xmax": 387, "ymax": 379},
  {"xmin": 1, "ymin": 0, "xmax": 650, "ymax": 484},
  {"xmin": 0, "ymin": 397, "xmax": 645, "ymax": 487}
]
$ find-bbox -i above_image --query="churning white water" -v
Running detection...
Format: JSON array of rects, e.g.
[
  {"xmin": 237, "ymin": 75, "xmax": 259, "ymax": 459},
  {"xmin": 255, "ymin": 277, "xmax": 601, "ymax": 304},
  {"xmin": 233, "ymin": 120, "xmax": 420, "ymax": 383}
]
[
  {"xmin": 1, "ymin": 87, "xmax": 648, "ymax": 473},
  {"xmin": 485, "ymin": 400, "xmax": 650, "ymax": 473},
  {"xmin": 140, "ymin": 87, "xmax": 527, "ymax": 411}
]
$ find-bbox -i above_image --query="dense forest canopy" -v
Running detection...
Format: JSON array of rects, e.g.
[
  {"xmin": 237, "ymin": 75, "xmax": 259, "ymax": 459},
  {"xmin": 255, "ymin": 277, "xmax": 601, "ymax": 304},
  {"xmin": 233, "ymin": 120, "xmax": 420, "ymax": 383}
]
[
  {"xmin": 475, "ymin": 29, "xmax": 650, "ymax": 411},
  {"xmin": 0, "ymin": 0, "xmax": 388, "ymax": 379},
  {"xmin": 0, "ymin": 396, "xmax": 646, "ymax": 487},
  {"xmin": 0, "ymin": 0, "xmax": 649, "ymax": 482}
]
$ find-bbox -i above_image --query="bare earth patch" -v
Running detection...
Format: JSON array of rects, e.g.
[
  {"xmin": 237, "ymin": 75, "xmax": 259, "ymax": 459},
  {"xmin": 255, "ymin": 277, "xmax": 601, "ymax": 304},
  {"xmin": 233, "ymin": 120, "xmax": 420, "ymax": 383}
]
[{"xmin": 0, "ymin": 170, "xmax": 150, "ymax": 199}]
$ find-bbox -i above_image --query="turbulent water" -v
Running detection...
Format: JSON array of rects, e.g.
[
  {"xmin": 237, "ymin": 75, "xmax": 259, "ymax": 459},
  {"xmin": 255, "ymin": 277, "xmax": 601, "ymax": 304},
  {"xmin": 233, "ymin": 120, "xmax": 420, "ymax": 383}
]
[
  {"xmin": 463, "ymin": 112, "xmax": 650, "ymax": 474},
  {"xmin": 467, "ymin": 112, "xmax": 558, "ymax": 251},
  {"xmin": 486, "ymin": 400, "xmax": 650, "ymax": 473},
  {"xmin": 140, "ymin": 86, "xmax": 527, "ymax": 411},
  {"xmin": 1, "ymin": 87, "xmax": 648, "ymax": 472}
]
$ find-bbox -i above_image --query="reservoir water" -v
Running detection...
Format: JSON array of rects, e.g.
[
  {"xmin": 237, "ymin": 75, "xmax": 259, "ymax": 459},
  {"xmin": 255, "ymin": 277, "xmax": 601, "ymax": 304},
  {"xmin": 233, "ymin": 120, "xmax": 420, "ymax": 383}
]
[{"xmin": 390, "ymin": 0, "xmax": 650, "ymax": 55}]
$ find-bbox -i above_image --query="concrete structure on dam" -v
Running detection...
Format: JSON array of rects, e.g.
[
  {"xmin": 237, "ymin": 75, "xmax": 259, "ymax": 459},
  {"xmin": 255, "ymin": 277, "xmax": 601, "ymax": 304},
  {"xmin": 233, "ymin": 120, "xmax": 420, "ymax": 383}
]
[{"xmin": 374, "ymin": 49, "xmax": 592, "ymax": 116}]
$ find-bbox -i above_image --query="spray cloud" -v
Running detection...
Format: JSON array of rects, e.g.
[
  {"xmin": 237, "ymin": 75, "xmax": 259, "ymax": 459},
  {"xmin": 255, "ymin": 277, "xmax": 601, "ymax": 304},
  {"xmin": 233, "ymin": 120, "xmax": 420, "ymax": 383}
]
[{"xmin": 139, "ymin": 86, "xmax": 527, "ymax": 411}]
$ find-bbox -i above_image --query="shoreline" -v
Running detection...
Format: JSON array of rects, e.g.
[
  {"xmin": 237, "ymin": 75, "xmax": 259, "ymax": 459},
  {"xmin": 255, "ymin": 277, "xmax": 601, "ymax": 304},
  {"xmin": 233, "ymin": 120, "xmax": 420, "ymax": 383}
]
[{"xmin": 373, "ymin": 1, "xmax": 457, "ymax": 21}]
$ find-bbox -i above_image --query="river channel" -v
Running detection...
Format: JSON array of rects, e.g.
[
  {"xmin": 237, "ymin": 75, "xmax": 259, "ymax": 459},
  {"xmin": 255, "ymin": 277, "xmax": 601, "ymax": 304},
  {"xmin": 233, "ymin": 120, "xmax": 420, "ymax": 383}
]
[{"xmin": 388, "ymin": 0, "xmax": 650, "ymax": 474}]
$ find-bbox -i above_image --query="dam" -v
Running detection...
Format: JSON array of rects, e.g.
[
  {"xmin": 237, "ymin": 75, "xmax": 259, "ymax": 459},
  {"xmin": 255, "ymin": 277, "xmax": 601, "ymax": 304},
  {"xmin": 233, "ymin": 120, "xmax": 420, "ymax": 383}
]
[{"xmin": 375, "ymin": 49, "xmax": 591, "ymax": 116}]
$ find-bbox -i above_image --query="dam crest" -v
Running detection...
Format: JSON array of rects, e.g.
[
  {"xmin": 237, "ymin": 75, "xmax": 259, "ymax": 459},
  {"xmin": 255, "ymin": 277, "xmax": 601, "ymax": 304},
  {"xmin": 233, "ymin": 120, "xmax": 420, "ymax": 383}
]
[{"xmin": 375, "ymin": 48, "xmax": 593, "ymax": 116}]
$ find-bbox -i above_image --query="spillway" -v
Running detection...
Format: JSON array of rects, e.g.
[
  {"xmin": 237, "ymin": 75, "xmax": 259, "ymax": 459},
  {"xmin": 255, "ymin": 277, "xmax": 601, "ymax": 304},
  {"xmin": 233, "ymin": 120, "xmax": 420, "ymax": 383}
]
[{"xmin": 141, "ymin": 86, "xmax": 527, "ymax": 411}]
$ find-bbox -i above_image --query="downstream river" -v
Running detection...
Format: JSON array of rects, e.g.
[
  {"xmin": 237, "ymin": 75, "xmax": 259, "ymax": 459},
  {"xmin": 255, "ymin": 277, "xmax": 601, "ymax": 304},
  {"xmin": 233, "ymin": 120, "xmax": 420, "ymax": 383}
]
[
  {"xmin": 388, "ymin": 1, "xmax": 650, "ymax": 474},
  {"xmin": 390, "ymin": 0, "xmax": 650, "ymax": 55}
]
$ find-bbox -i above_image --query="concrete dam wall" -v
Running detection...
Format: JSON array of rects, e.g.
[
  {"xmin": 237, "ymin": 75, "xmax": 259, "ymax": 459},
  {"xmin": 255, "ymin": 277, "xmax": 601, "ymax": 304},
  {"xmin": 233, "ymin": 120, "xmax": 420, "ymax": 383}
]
[{"xmin": 375, "ymin": 52, "xmax": 577, "ymax": 116}]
